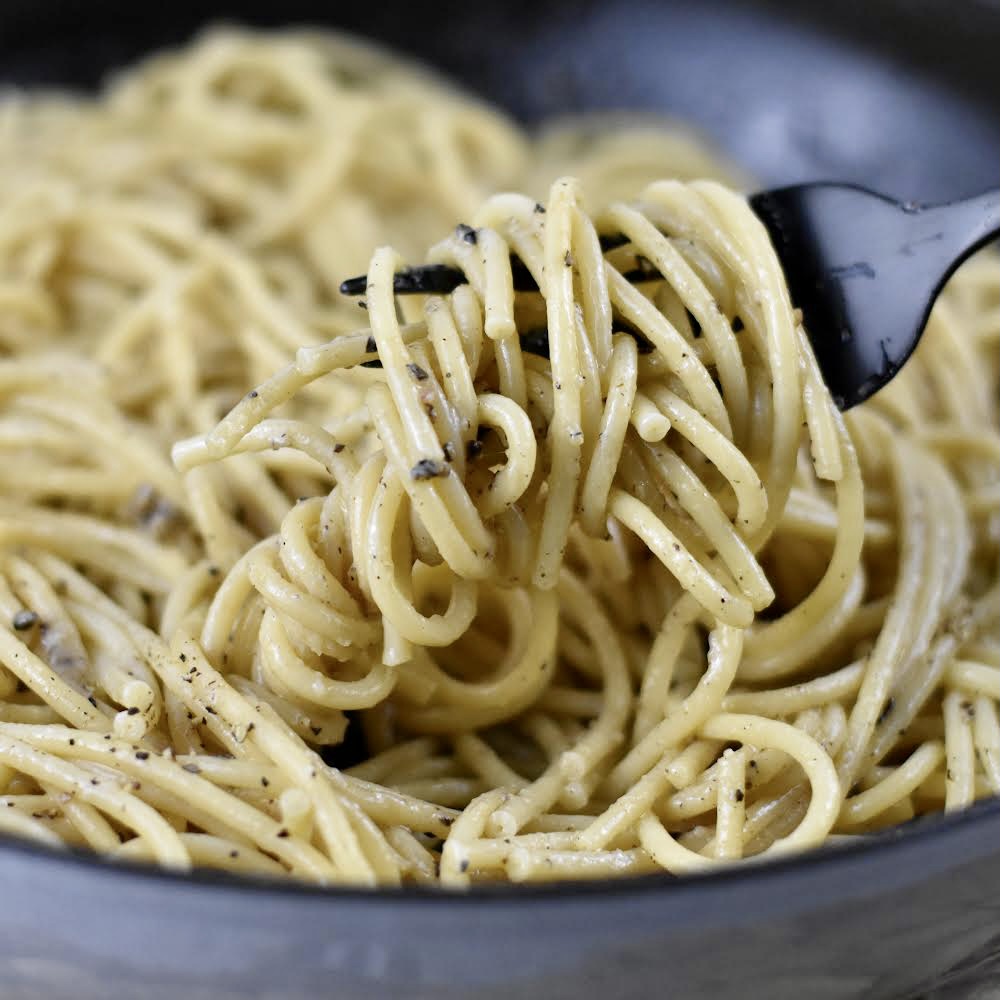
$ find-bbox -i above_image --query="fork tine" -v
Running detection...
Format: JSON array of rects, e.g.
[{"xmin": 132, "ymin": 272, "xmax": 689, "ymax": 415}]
[
  {"xmin": 337, "ymin": 275, "xmax": 370, "ymax": 297},
  {"xmin": 339, "ymin": 263, "xmax": 526, "ymax": 297},
  {"xmin": 338, "ymin": 275, "xmax": 368, "ymax": 297},
  {"xmin": 338, "ymin": 265, "xmax": 465, "ymax": 297},
  {"xmin": 338, "ymin": 233, "xmax": 646, "ymax": 298}
]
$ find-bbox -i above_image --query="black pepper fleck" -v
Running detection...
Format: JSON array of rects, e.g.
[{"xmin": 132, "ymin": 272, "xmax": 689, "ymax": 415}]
[
  {"xmin": 12, "ymin": 610, "xmax": 38, "ymax": 631},
  {"xmin": 411, "ymin": 458, "xmax": 447, "ymax": 480}
]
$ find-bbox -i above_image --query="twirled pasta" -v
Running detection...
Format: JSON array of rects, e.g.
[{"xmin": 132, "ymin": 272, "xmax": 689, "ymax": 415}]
[{"xmin": 0, "ymin": 30, "xmax": 997, "ymax": 886}]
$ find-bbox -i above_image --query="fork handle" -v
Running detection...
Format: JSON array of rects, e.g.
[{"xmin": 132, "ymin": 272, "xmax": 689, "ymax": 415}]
[{"xmin": 912, "ymin": 189, "xmax": 1000, "ymax": 283}]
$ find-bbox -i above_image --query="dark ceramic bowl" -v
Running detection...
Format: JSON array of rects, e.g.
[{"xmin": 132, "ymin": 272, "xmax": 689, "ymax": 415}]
[{"xmin": 1, "ymin": 2, "xmax": 999, "ymax": 998}]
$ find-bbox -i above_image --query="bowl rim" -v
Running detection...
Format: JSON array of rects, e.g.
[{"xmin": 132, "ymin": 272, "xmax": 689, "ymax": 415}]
[{"xmin": 0, "ymin": 792, "xmax": 998, "ymax": 903}]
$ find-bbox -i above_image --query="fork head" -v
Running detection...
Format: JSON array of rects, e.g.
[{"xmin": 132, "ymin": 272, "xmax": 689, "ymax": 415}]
[{"xmin": 750, "ymin": 183, "xmax": 999, "ymax": 409}]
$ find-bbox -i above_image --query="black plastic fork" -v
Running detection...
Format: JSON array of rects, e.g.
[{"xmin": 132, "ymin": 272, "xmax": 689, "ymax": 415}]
[{"xmin": 340, "ymin": 185, "xmax": 1000, "ymax": 409}]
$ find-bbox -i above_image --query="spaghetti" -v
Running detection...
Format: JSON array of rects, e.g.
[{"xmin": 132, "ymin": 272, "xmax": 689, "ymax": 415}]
[{"xmin": 0, "ymin": 30, "xmax": 996, "ymax": 886}]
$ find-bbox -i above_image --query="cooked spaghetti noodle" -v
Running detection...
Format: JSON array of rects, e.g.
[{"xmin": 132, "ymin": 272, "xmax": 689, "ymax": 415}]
[{"xmin": 0, "ymin": 30, "xmax": 996, "ymax": 886}]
